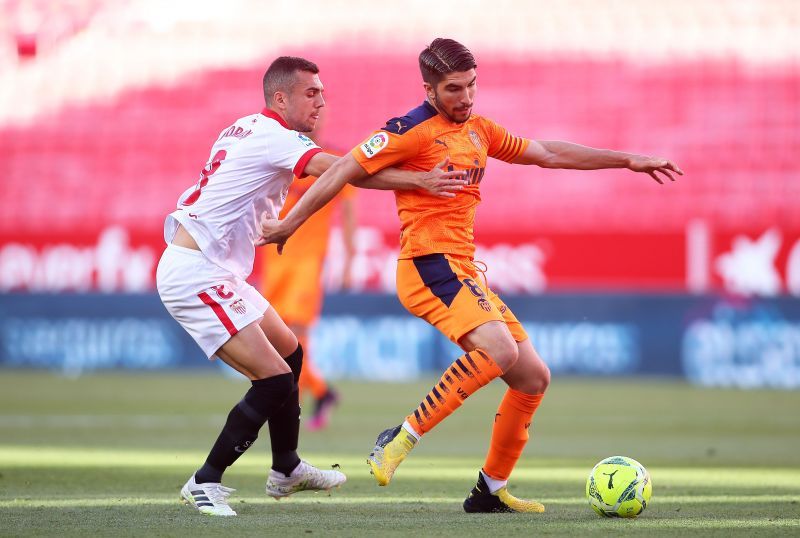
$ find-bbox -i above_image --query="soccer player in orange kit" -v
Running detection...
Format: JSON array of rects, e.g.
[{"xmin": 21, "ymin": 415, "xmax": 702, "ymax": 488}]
[{"xmin": 257, "ymin": 38, "xmax": 682, "ymax": 513}]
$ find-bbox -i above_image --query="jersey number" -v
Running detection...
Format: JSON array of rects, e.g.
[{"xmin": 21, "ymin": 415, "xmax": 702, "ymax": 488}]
[
  {"xmin": 462, "ymin": 278, "xmax": 486, "ymax": 298},
  {"xmin": 181, "ymin": 150, "xmax": 227, "ymax": 206}
]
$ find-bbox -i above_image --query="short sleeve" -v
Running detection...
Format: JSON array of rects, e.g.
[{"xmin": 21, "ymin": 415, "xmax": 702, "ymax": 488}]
[
  {"xmin": 266, "ymin": 129, "xmax": 322, "ymax": 177},
  {"xmin": 350, "ymin": 130, "xmax": 421, "ymax": 175},
  {"xmin": 482, "ymin": 117, "xmax": 530, "ymax": 163}
]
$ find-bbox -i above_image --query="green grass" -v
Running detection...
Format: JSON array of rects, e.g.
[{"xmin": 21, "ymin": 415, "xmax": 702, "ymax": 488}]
[{"xmin": 1, "ymin": 372, "xmax": 799, "ymax": 536}]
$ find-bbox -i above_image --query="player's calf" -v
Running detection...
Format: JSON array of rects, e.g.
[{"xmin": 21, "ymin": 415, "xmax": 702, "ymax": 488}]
[
  {"xmin": 268, "ymin": 344, "xmax": 304, "ymax": 477},
  {"xmin": 405, "ymin": 348, "xmax": 504, "ymax": 436},
  {"xmin": 195, "ymin": 373, "xmax": 294, "ymax": 484}
]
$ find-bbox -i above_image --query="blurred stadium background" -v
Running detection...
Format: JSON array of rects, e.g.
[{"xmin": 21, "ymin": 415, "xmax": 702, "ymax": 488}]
[
  {"xmin": 1, "ymin": 0, "xmax": 799, "ymax": 535},
  {"xmin": 2, "ymin": 0, "xmax": 799, "ymax": 385}
]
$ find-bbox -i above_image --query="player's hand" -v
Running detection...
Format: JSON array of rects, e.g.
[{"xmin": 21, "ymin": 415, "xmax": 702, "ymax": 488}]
[
  {"xmin": 418, "ymin": 157, "xmax": 468, "ymax": 198},
  {"xmin": 628, "ymin": 156, "xmax": 684, "ymax": 184},
  {"xmin": 255, "ymin": 211, "xmax": 291, "ymax": 253}
]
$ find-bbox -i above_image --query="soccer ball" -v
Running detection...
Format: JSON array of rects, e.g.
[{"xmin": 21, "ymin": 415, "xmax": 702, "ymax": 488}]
[{"xmin": 585, "ymin": 456, "xmax": 652, "ymax": 518}]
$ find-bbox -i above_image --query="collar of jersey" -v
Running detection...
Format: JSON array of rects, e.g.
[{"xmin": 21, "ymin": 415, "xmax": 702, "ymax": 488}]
[{"xmin": 261, "ymin": 108, "xmax": 289, "ymax": 129}]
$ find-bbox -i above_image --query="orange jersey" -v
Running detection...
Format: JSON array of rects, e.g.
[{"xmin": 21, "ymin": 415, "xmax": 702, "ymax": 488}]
[
  {"xmin": 276, "ymin": 175, "xmax": 355, "ymax": 260},
  {"xmin": 351, "ymin": 101, "xmax": 528, "ymax": 259},
  {"xmin": 259, "ymin": 174, "xmax": 355, "ymax": 324}
]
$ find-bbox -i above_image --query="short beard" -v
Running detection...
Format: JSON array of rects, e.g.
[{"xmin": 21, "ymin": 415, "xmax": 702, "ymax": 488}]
[
  {"xmin": 289, "ymin": 116, "xmax": 314, "ymax": 133},
  {"xmin": 433, "ymin": 92, "xmax": 469, "ymax": 124}
]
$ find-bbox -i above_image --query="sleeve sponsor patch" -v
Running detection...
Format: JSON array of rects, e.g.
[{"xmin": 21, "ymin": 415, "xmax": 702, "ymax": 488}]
[{"xmin": 359, "ymin": 132, "xmax": 389, "ymax": 159}]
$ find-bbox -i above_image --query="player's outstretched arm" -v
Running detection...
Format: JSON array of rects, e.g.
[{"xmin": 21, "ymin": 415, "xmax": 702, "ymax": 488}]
[
  {"xmin": 353, "ymin": 157, "xmax": 467, "ymax": 198},
  {"xmin": 513, "ymin": 139, "xmax": 683, "ymax": 184},
  {"xmin": 302, "ymin": 151, "xmax": 340, "ymax": 177},
  {"xmin": 257, "ymin": 155, "xmax": 468, "ymax": 251},
  {"xmin": 256, "ymin": 154, "xmax": 368, "ymax": 251}
]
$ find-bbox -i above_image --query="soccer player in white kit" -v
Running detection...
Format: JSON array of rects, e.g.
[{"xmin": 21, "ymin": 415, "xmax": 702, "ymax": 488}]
[{"xmin": 156, "ymin": 56, "xmax": 466, "ymax": 516}]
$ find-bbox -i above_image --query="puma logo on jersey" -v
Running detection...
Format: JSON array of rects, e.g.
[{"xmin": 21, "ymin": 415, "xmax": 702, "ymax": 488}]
[{"xmin": 434, "ymin": 139, "xmax": 448, "ymax": 148}]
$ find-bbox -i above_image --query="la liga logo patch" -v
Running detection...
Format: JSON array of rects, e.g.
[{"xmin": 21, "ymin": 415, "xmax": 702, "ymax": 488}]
[{"xmin": 360, "ymin": 132, "xmax": 389, "ymax": 158}]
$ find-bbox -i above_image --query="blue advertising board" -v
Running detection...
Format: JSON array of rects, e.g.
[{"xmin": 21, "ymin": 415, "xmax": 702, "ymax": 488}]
[{"xmin": 1, "ymin": 293, "xmax": 799, "ymax": 388}]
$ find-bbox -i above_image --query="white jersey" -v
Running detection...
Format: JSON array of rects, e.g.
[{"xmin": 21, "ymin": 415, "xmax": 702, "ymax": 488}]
[{"xmin": 164, "ymin": 109, "xmax": 322, "ymax": 279}]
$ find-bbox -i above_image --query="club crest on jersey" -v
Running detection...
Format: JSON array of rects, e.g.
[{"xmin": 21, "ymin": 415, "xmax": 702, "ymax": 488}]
[
  {"xmin": 469, "ymin": 130, "xmax": 482, "ymax": 151},
  {"xmin": 360, "ymin": 133, "xmax": 389, "ymax": 158},
  {"xmin": 230, "ymin": 299, "xmax": 247, "ymax": 315},
  {"xmin": 296, "ymin": 132, "xmax": 316, "ymax": 147}
]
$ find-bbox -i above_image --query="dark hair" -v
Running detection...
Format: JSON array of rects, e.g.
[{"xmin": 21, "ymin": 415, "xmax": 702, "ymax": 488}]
[
  {"xmin": 263, "ymin": 56, "xmax": 319, "ymax": 105},
  {"xmin": 418, "ymin": 38, "xmax": 477, "ymax": 85}
]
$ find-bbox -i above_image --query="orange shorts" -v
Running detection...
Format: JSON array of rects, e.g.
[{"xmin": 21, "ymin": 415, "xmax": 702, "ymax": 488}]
[
  {"xmin": 262, "ymin": 256, "xmax": 324, "ymax": 326},
  {"xmin": 396, "ymin": 254, "xmax": 528, "ymax": 345}
]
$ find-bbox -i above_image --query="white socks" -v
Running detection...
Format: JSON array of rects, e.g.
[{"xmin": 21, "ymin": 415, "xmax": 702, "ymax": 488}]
[
  {"xmin": 401, "ymin": 420, "xmax": 421, "ymax": 441},
  {"xmin": 481, "ymin": 470, "xmax": 508, "ymax": 494}
]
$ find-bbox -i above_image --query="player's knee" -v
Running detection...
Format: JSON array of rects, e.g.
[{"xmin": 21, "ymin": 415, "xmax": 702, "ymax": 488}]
[
  {"xmin": 529, "ymin": 362, "xmax": 551, "ymax": 394},
  {"xmin": 483, "ymin": 336, "xmax": 519, "ymax": 372},
  {"xmin": 244, "ymin": 372, "xmax": 294, "ymax": 418},
  {"xmin": 462, "ymin": 322, "xmax": 519, "ymax": 371}
]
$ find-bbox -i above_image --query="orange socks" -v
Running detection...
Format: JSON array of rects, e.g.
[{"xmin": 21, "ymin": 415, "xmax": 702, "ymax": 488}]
[
  {"xmin": 296, "ymin": 335, "xmax": 328, "ymax": 400},
  {"xmin": 406, "ymin": 349, "xmax": 504, "ymax": 436},
  {"xmin": 483, "ymin": 388, "xmax": 544, "ymax": 481}
]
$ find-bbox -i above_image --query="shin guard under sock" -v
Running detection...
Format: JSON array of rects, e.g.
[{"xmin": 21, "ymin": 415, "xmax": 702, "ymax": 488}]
[
  {"xmin": 269, "ymin": 345, "xmax": 303, "ymax": 476},
  {"xmin": 195, "ymin": 372, "xmax": 293, "ymax": 483},
  {"xmin": 406, "ymin": 349, "xmax": 503, "ymax": 436},
  {"xmin": 482, "ymin": 388, "xmax": 544, "ymax": 481}
]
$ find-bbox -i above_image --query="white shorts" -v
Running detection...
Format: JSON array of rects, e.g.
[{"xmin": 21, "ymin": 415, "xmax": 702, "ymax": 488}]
[{"xmin": 156, "ymin": 243, "xmax": 269, "ymax": 359}]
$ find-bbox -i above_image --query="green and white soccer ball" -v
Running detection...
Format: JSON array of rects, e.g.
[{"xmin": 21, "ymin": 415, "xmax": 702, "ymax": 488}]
[{"xmin": 586, "ymin": 456, "xmax": 652, "ymax": 518}]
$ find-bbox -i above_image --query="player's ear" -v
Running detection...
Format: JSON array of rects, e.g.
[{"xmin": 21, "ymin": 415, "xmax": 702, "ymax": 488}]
[
  {"xmin": 272, "ymin": 90, "xmax": 287, "ymax": 110},
  {"xmin": 423, "ymin": 82, "xmax": 435, "ymax": 101}
]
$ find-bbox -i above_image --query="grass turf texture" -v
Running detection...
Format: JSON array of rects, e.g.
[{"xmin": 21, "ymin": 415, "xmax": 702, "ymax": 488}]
[{"xmin": 1, "ymin": 372, "xmax": 799, "ymax": 536}]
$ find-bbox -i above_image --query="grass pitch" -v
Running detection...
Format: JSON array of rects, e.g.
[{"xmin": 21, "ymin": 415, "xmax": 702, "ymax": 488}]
[{"xmin": 1, "ymin": 372, "xmax": 799, "ymax": 536}]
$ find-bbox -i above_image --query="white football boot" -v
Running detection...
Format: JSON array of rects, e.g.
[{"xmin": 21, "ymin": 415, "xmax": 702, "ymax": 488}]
[
  {"xmin": 265, "ymin": 460, "xmax": 347, "ymax": 499},
  {"xmin": 180, "ymin": 474, "xmax": 237, "ymax": 516}
]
